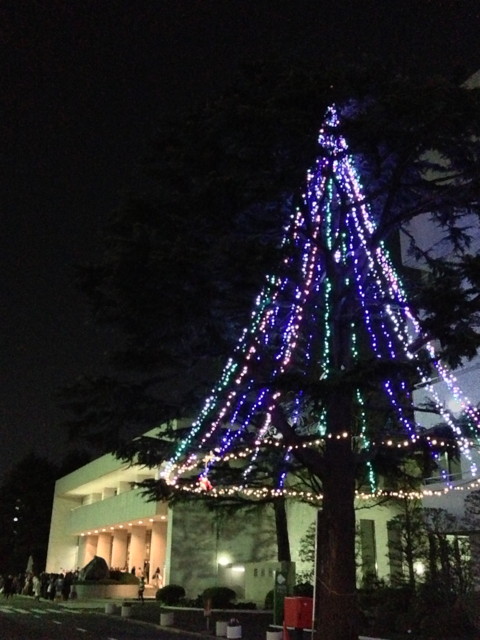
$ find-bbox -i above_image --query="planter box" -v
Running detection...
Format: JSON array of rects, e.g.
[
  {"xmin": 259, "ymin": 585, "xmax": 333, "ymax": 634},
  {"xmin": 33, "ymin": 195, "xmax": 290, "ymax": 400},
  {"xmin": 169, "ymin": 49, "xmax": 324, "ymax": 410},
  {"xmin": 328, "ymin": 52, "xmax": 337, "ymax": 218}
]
[
  {"xmin": 216, "ymin": 620, "xmax": 228, "ymax": 636},
  {"xmin": 160, "ymin": 611, "xmax": 174, "ymax": 626},
  {"xmin": 74, "ymin": 584, "xmax": 138, "ymax": 600},
  {"xmin": 104, "ymin": 603, "xmax": 117, "ymax": 615},
  {"xmin": 227, "ymin": 625, "xmax": 242, "ymax": 639}
]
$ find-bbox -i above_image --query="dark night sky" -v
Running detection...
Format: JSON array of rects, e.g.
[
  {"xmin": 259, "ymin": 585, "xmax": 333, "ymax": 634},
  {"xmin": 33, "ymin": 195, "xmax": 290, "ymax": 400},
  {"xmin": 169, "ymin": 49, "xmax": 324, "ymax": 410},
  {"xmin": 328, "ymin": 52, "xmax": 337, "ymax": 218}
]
[{"xmin": 2, "ymin": 0, "xmax": 480, "ymax": 481}]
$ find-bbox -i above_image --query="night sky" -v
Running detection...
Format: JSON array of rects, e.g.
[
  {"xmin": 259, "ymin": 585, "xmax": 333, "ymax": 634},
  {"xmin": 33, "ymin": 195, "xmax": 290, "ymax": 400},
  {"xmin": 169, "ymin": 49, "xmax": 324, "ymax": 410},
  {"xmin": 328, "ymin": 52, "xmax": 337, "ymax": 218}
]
[{"xmin": 2, "ymin": 0, "xmax": 480, "ymax": 482}]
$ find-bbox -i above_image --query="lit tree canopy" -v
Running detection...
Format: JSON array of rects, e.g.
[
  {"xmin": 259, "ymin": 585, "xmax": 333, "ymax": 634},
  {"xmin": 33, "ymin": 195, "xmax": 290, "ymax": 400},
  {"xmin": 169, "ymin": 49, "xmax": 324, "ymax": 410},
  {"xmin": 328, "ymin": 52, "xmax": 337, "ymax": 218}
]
[
  {"xmin": 146, "ymin": 82, "xmax": 480, "ymax": 640},
  {"xmin": 160, "ymin": 103, "xmax": 480, "ymax": 503}
]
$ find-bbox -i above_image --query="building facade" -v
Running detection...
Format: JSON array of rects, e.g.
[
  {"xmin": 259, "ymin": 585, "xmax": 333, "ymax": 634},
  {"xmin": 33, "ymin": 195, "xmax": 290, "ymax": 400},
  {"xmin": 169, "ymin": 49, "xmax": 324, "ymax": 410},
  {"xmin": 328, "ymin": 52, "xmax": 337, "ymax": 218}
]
[
  {"xmin": 46, "ymin": 450, "xmax": 169, "ymax": 583},
  {"xmin": 46, "ymin": 430, "xmax": 480, "ymax": 605}
]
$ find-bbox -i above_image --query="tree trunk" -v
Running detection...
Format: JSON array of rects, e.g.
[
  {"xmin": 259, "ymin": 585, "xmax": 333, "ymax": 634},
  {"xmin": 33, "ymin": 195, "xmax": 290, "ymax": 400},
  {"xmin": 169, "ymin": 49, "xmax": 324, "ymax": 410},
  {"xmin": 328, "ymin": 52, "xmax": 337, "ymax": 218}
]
[
  {"xmin": 404, "ymin": 501, "xmax": 416, "ymax": 588},
  {"xmin": 274, "ymin": 497, "xmax": 291, "ymax": 562},
  {"xmin": 314, "ymin": 395, "xmax": 359, "ymax": 640},
  {"xmin": 428, "ymin": 532, "xmax": 438, "ymax": 584}
]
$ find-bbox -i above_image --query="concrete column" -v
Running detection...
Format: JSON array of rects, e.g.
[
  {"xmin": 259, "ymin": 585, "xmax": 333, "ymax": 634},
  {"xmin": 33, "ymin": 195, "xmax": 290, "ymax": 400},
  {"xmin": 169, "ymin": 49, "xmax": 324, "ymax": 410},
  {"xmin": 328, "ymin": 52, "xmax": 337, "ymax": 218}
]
[
  {"xmin": 111, "ymin": 530, "xmax": 129, "ymax": 570},
  {"xmin": 150, "ymin": 521, "xmax": 167, "ymax": 585},
  {"xmin": 80, "ymin": 535, "xmax": 98, "ymax": 566},
  {"xmin": 129, "ymin": 526, "xmax": 146, "ymax": 575},
  {"xmin": 97, "ymin": 532, "xmax": 112, "ymax": 566},
  {"xmin": 77, "ymin": 536, "xmax": 87, "ymax": 569},
  {"xmin": 102, "ymin": 487, "xmax": 116, "ymax": 500}
]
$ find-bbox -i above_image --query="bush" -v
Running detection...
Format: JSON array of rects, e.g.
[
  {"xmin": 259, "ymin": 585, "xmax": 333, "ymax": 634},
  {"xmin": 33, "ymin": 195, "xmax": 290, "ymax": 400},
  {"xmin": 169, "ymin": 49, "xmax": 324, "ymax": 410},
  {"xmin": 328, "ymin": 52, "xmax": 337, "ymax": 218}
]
[
  {"xmin": 417, "ymin": 605, "xmax": 475, "ymax": 638},
  {"xmin": 155, "ymin": 584, "xmax": 186, "ymax": 605},
  {"xmin": 264, "ymin": 589, "xmax": 274, "ymax": 610},
  {"xmin": 111, "ymin": 571, "xmax": 139, "ymax": 584},
  {"xmin": 202, "ymin": 586, "xmax": 237, "ymax": 608},
  {"xmin": 459, "ymin": 592, "xmax": 480, "ymax": 632},
  {"xmin": 236, "ymin": 601, "xmax": 256, "ymax": 610},
  {"xmin": 367, "ymin": 585, "xmax": 414, "ymax": 635},
  {"xmin": 409, "ymin": 583, "xmax": 475, "ymax": 638},
  {"xmin": 366, "ymin": 583, "xmax": 477, "ymax": 638},
  {"xmin": 293, "ymin": 582, "xmax": 314, "ymax": 598},
  {"xmin": 108, "ymin": 569, "xmax": 124, "ymax": 581}
]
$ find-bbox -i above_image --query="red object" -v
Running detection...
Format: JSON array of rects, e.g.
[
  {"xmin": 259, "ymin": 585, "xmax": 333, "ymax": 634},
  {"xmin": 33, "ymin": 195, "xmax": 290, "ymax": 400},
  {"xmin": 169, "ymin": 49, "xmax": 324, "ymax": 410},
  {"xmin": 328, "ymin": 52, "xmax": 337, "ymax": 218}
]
[
  {"xmin": 283, "ymin": 597, "xmax": 313, "ymax": 629},
  {"xmin": 199, "ymin": 476, "xmax": 213, "ymax": 491}
]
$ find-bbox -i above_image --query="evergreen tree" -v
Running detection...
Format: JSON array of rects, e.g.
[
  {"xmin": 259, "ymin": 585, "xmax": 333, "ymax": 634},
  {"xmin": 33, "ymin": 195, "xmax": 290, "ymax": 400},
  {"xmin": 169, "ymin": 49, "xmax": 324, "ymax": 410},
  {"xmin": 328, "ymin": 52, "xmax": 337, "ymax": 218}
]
[
  {"xmin": 153, "ymin": 90, "xmax": 480, "ymax": 640},
  {"xmin": 61, "ymin": 62, "xmax": 480, "ymax": 640}
]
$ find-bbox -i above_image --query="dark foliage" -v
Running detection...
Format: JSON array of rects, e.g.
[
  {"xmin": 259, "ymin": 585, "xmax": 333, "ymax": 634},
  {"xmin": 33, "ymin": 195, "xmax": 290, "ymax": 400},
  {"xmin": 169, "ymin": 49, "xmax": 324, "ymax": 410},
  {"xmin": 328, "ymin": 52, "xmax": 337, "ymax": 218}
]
[
  {"xmin": 0, "ymin": 453, "xmax": 59, "ymax": 575},
  {"xmin": 58, "ymin": 58, "xmax": 480, "ymax": 640},
  {"xmin": 155, "ymin": 583, "xmax": 186, "ymax": 605},
  {"xmin": 292, "ymin": 582, "xmax": 314, "ymax": 598},
  {"xmin": 202, "ymin": 586, "xmax": 237, "ymax": 608}
]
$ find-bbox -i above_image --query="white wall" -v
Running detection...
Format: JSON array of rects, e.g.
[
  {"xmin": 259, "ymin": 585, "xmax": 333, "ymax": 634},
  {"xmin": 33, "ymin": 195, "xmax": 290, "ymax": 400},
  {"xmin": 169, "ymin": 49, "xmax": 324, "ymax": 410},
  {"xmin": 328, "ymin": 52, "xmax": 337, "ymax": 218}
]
[{"xmin": 46, "ymin": 494, "xmax": 82, "ymax": 573}]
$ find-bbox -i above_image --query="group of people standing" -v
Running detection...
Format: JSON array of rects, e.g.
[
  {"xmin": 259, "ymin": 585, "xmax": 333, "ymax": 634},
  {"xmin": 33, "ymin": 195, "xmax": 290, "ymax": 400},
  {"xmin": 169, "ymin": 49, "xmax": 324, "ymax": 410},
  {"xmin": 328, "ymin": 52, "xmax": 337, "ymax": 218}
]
[
  {"xmin": 1, "ymin": 565, "xmax": 162, "ymax": 603},
  {"xmin": 0, "ymin": 571, "xmax": 77, "ymax": 601}
]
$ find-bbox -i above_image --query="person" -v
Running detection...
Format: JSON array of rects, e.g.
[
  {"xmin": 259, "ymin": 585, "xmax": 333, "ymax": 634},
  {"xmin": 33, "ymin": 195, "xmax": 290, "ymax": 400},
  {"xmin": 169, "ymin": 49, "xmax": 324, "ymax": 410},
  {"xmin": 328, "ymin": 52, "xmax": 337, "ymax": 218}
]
[
  {"xmin": 32, "ymin": 574, "xmax": 41, "ymax": 601},
  {"xmin": 47, "ymin": 575, "xmax": 56, "ymax": 600},
  {"xmin": 3, "ymin": 575, "xmax": 13, "ymax": 599},
  {"xmin": 137, "ymin": 576, "xmax": 145, "ymax": 603},
  {"xmin": 62, "ymin": 571, "xmax": 73, "ymax": 601},
  {"xmin": 54, "ymin": 574, "xmax": 64, "ymax": 601},
  {"xmin": 153, "ymin": 566, "xmax": 162, "ymax": 588}
]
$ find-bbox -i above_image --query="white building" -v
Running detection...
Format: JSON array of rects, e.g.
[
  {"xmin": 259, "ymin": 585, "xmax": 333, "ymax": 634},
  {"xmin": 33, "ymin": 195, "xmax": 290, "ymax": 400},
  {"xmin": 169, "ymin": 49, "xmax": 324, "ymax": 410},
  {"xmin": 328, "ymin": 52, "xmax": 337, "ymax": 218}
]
[
  {"xmin": 48, "ymin": 428, "xmax": 480, "ymax": 604},
  {"xmin": 46, "ymin": 435, "xmax": 403, "ymax": 604}
]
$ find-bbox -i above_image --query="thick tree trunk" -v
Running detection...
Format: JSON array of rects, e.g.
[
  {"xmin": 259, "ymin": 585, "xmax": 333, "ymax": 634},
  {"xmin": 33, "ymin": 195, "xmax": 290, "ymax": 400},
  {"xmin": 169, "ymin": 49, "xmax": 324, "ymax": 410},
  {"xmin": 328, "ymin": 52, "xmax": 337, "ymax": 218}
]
[
  {"xmin": 274, "ymin": 497, "xmax": 291, "ymax": 562},
  {"xmin": 314, "ymin": 392, "xmax": 359, "ymax": 640}
]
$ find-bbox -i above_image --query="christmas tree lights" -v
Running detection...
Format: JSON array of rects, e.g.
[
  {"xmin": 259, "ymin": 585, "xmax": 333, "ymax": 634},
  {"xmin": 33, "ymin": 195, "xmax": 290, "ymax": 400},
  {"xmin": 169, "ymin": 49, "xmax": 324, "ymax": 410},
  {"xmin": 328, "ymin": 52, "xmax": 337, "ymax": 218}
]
[{"xmin": 160, "ymin": 105, "xmax": 480, "ymax": 501}]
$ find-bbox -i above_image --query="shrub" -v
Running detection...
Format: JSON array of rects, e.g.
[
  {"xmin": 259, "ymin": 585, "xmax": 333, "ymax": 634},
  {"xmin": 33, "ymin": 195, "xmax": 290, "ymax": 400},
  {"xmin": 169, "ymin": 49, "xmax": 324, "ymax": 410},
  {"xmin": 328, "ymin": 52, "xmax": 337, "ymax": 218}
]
[
  {"xmin": 417, "ymin": 605, "xmax": 475, "ymax": 638},
  {"xmin": 202, "ymin": 586, "xmax": 236, "ymax": 608},
  {"xmin": 179, "ymin": 595, "xmax": 203, "ymax": 607},
  {"xmin": 155, "ymin": 584, "xmax": 186, "ymax": 605},
  {"xmin": 235, "ymin": 601, "xmax": 256, "ymax": 610},
  {"xmin": 459, "ymin": 592, "xmax": 480, "ymax": 632},
  {"xmin": 293, "ymin": 582, "xmax": 314, "ymax": 598},
  {"xmin": 108, "ymin": 569, "xmax": 124, "ymax": 581},
  {"xmin": 367, "ymin": 585, "xmax": 414, "ymax": 635},
  {"xmin": 112, "ymin": 571, "xmax": 139, "ymax": 585},
  {"xmin": 264, "ymin": 589, "xmax": 274, "ymax": 610}
]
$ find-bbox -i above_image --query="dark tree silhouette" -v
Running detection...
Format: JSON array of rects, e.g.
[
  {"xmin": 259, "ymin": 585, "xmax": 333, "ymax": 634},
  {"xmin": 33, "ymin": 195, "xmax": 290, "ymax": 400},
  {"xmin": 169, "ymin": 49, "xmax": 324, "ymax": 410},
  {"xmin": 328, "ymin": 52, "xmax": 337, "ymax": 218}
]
[{"xmin": 61, "ymin": 63, "xmax": 480, "ymax": 640}]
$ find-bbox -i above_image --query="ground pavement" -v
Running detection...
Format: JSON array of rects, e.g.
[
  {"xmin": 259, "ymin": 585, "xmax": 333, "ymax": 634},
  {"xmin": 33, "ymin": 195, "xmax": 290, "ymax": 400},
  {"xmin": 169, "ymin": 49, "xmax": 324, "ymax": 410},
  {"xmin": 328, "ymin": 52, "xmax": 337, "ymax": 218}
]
[{"xmin": 55, "ymin": 597, "xmax": 389, "ymax": 640}]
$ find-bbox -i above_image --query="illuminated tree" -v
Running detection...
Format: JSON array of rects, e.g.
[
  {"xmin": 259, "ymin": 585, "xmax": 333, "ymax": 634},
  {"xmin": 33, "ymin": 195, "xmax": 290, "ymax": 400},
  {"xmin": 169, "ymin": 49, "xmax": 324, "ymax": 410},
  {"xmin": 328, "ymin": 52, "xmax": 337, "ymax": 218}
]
[
  {"xmin": 64, "ymin": 63, "xmax": 480, "ymax": 640},
  {"xmin": 158, "ymin": 102, "xmax": 480, "ymax": 640}
]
